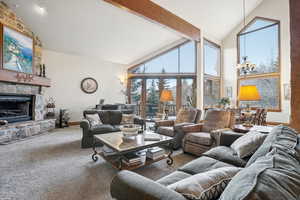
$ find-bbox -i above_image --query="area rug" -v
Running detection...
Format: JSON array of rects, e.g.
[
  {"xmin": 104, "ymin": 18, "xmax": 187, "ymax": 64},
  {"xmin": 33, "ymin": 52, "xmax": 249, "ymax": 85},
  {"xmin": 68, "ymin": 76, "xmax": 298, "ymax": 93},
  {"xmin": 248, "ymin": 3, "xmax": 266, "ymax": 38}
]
[{"xmin": 0, "ymin": 126, "xmax": 195, "ymax": 200}]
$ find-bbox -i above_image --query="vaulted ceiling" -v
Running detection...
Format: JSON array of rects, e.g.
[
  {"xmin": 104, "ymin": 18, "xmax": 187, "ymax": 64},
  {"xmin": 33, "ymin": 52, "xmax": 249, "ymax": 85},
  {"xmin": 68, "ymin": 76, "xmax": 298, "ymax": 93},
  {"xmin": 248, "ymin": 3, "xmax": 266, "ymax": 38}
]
[{"xmin": 3, "ymin": 0, "xmax": 263, "ymax": 65}]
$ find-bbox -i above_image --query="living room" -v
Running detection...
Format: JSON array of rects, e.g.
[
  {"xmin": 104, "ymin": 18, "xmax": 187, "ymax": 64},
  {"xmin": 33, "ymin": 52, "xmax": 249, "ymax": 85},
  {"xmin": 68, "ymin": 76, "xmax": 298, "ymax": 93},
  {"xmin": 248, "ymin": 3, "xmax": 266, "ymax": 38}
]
[{"xmin": 0, "ymin": 0, "xmax": 299, "ymax": 199}]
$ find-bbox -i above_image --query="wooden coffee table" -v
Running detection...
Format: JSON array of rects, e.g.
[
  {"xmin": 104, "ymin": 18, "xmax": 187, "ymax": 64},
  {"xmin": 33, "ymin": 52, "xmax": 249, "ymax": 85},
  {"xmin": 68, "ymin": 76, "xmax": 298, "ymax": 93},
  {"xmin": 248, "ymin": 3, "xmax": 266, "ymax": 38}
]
[{"xmin": 92, "ymin": 131, "xmax": 174, "ymax": 170}]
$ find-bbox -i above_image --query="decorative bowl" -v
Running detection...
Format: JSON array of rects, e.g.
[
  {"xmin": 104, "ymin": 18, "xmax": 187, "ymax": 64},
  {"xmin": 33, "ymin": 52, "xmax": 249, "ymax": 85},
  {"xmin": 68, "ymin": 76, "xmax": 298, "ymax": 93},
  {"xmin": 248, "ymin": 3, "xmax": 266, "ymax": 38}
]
[{"xmin": 120, "ymin": 125, "xmax": 140, "ymax": 137}]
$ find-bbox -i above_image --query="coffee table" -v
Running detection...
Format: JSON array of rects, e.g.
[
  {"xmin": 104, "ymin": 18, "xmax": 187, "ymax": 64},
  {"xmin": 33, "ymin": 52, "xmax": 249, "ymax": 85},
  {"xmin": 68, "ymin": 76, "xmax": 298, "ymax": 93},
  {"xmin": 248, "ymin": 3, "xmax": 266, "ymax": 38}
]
[{"xmin": 92, "ymin": 131, "xmax": 174, "ymax": 170}]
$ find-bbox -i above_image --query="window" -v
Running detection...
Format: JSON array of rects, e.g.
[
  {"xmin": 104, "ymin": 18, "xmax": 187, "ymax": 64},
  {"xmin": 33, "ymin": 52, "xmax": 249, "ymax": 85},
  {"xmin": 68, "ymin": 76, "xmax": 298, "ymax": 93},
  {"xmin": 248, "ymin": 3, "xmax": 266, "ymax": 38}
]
[
  {"xmin": 128, "ymin": 40, "xmax": 197, "ymax": 117},
  {"xmin": 203, "ymin": 39, "xmax": 221, "ymax": 108},
  {"xmin": 237, "ymin": 17, "xmax": 280, "ymax": 111}
]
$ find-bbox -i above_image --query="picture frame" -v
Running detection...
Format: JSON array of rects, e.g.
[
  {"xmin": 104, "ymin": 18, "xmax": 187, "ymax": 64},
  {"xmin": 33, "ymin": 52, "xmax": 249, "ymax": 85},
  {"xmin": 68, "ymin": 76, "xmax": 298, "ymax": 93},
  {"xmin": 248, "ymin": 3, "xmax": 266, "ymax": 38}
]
[
  {"xmin": 81, "ymin": 77, "xmax": 98, "ymax": 94},
  {"xmin": 2, "ymin": 25, "xmax": 34, "ymax": 74}
]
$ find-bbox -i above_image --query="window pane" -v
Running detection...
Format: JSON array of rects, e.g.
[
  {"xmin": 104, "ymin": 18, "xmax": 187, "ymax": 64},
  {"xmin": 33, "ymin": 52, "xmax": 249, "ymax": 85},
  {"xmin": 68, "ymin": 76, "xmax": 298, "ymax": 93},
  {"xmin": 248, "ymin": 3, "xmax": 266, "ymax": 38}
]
[
  {"xmin": 204, "ymin": 78, "xmax": 220, "ymax": 107},
  {"xmin": 144, "ymin": 48, "xmax": 179, "ymax": 73},
  {"xmin": 204, "ymin": 40, "xmax": 221, "ymax": 76},
  {"xmin": 241, "ymin": 19, "xmax": 276, "ymax": 34},
  {"xmin": 129, "ymin": 64, "xmax": 145, "ymax": 74},
  {"xmin": 164, "ymin": 79, "xmax": 176, "ymax": 116},
  {"xmin": 182, "ymin": 79, "xmax": 196, "ymax": 107},
  {"xmin": 130, "ymin": 79, "xmax": 142, "ymax": 104},
  {"xmin": 180, "ymin": 41, "xmax": 196, "ymax": 73},
  {"xmin": 146, "ymin": 79, "xmax": 159, "ymax": 117},
  {"xmin": 239, "ymin": 77, "xmax": 280, "ymax": 110},
  {"xmin": 239, "ymin": 24, "xmax": 279, "ymax": 75}
]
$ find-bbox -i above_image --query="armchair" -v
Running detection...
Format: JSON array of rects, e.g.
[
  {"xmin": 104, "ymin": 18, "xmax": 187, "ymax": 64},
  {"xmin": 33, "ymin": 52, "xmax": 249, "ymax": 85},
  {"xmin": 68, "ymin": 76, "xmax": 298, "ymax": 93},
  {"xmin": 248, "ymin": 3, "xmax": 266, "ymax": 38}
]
[
  {"xmin": 154, "ymin": 108, "xmax": 202, "ymax": 149},
  {"xmin": 182, "ymin": 110, "xmax": 235, "ymax": 156}
]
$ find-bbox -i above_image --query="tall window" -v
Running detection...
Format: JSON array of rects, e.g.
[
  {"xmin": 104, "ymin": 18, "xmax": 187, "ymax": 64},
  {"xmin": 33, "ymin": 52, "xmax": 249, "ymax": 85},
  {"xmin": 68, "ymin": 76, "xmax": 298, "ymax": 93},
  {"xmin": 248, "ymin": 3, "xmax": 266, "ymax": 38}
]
[
  {"xmin": 128, "ymin": 41, "xmax": 197, "ymax": 117},
  {"xmin": 237, "ymin": 17, "xmax": 280, "ymax": 111},
  {"xmin": 203, "ymin": 39, "xmax": 221, "ymax": 108}
]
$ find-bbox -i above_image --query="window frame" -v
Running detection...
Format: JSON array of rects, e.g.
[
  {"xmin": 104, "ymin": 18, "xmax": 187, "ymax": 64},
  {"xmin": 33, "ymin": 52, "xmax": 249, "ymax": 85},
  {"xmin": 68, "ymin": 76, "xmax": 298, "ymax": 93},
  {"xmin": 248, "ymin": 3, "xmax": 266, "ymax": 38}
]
[
  {"xmin": 203, "ymin": 38, "xmax": 222, "ymax": 108},
  {"xmin": 237, "ymin": 17, "xmax": 281, "ymax": 112}
]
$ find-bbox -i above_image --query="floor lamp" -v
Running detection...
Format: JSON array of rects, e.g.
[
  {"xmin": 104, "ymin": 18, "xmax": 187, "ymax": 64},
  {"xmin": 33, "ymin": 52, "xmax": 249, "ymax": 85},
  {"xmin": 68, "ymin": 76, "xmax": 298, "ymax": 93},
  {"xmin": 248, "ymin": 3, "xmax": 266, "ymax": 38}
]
[{"xmin": 160, "ymin": 90, "xmax": 173, "ymax": 120}]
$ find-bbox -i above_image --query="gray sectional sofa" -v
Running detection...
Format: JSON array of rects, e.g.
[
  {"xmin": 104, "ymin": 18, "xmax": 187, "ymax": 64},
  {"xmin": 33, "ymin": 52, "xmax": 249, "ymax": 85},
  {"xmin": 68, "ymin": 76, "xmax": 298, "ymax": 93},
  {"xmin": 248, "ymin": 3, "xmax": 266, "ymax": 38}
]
[{"xmin": 110, "ymin": 125, "xmax": 300, "ymax": 200}]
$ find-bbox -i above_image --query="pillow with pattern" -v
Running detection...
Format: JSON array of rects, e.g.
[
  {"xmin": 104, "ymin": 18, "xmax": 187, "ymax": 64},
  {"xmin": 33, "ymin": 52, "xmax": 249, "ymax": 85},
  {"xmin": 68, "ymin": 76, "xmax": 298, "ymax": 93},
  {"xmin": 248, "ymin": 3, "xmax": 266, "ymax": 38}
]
[
  {"xmin": 121, "ymin": 114, "xmax": 135, "ymax": 125},
  {"xmin": 168, "ymin": 167, "xmax": 241, "ymax": 200},
  {"xmin": 86, "ymin": 114, "xmax": 102, "ymax": 126}
]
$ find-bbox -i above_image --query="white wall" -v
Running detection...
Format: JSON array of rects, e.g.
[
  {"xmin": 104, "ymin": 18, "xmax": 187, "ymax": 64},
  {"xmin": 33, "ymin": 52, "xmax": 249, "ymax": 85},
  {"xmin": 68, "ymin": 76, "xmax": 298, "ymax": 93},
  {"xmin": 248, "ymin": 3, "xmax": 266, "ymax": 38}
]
[
  {"xmin": 222, "ymin": 0, "xmax": 290, "ymax": 123},
  {"xmin": 43, "ymin": 50, "xmax": 126, "ymax": 122}
]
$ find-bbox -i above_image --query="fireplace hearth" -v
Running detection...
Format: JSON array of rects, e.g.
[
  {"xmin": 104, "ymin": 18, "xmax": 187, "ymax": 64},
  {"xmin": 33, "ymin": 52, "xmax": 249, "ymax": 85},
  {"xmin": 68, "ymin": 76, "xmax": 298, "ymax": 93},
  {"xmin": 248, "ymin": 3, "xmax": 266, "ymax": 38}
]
[{"xmin": 0, "ymin": 94, "xmax": 33, "ymax": 123}]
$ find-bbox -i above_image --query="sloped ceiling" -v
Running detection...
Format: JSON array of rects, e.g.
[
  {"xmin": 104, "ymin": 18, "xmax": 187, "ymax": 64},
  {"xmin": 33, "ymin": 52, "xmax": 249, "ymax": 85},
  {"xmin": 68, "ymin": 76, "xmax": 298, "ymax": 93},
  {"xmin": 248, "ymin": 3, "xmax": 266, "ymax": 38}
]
[{"xmin": 3, "ymin": 0, "xmax": 263, "ymax": 64}]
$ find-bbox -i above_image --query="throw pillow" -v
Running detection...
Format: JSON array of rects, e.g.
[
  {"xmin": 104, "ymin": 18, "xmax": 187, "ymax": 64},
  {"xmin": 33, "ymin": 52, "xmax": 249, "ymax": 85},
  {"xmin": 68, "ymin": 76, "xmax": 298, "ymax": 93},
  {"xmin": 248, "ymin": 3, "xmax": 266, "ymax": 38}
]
[
  {"xmin": 230, "ymin": 131, "xmax": 267, "ymax": 159},
  {"xmin": 168, "ymin": 167, "xmax": 241, "ymax": 200},
  {"xmin": 85, "ymin": 114, "xmax": 102, "ymax": 126},
  {"xmin": 121, "ymin": 114, "xmax": 135, "ymax": 125},
  {"xmin": 175, "ymin": 108, "xmax": 197, "ymax": 124}
]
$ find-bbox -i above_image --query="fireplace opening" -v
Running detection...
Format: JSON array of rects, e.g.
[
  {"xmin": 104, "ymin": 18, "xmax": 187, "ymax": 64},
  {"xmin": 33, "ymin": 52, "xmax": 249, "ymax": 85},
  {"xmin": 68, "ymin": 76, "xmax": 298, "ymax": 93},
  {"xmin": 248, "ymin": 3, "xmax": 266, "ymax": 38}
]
[{"xmin": 0, "ymin": 94, "xmax": 34, "ymax": 123}]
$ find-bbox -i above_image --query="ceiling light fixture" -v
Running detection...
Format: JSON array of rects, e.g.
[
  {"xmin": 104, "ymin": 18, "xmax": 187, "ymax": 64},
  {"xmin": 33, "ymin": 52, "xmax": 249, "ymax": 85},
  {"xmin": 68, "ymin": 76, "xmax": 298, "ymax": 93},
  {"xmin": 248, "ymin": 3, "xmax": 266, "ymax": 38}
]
[
  {"xmin": 33, "ymin": 3, "xmax": 47, "ymax": 16},
  {"xmin": 237, "ymin": 0, "xmax": 256, "ymax": 75}
]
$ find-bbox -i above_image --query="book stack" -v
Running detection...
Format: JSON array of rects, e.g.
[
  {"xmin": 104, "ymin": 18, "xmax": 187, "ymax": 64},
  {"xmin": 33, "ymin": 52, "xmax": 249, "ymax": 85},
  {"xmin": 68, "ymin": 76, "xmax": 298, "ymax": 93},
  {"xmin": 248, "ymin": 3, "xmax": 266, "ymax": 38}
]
[
  {"xmin": 102, "ymin": 145, "xmax": 116, "ymax": 156},
  {"xmin": 122, "ymin": 153, "xmax": 143, "ymax": 166},
  {"xmin": 146, "ymin": 147, "xmax": 165, "ymax": 160}
]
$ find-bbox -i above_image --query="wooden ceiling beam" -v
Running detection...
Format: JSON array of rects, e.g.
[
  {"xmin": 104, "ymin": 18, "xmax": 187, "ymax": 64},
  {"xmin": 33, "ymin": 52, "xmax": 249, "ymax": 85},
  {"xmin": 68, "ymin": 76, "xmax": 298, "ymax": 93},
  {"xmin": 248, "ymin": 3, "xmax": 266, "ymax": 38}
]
[{"xmin": 103, "ymin": 0, "xmax": 201, "ymax": 41}]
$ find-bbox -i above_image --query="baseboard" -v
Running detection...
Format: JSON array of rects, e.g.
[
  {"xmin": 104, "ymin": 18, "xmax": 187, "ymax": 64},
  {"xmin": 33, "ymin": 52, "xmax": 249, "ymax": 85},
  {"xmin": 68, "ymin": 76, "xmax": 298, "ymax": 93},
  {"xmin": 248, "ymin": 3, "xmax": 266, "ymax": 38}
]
[{"xmin": 68, "ymin": 121, "xmax": 80, "ymax": 126}]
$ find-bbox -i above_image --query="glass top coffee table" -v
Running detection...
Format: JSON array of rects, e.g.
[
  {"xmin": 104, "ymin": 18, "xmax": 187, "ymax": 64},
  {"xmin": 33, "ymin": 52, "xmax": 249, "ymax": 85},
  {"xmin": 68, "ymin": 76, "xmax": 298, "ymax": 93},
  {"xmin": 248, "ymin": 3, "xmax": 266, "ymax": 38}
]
[{"xmin": 92, "ymin": 131, "xmax": 174, "ymax": 170}]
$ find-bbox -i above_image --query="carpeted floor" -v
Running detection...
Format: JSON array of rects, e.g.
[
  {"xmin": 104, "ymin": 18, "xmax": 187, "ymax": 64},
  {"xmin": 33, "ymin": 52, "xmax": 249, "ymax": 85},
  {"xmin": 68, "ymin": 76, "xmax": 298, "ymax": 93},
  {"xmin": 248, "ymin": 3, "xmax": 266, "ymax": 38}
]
[{"xmin": 0, "ymin": 126, "xmax": 195, "ymax": 200}]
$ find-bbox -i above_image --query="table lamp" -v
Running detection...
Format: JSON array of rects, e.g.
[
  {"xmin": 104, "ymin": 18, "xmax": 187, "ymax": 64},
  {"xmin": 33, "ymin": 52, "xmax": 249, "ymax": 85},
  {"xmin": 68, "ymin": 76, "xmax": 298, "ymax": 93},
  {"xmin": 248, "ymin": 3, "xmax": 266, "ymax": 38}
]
[
  {"xmin": 238, "ymin": 85, "xmax": 261, "ymax": 127},
  {"xmin": 160, "ymin": 90, "xmax": 173, "ymax": 120}
]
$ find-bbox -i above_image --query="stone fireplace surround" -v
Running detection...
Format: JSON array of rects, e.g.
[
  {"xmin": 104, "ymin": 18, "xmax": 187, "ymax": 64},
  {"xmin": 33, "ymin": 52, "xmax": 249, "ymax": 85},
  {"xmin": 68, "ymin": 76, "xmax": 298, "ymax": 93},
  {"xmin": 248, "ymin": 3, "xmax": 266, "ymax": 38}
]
[{"xmin": 0, "ymin": 82, "xmax": 55, "ymax": 144}]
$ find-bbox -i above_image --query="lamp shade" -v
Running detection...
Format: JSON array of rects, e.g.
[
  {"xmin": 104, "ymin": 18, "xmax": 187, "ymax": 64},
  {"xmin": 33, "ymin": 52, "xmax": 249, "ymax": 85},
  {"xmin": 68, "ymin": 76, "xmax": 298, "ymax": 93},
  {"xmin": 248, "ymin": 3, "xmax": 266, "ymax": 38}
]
[
  {"xmin": 160, "ymin": 90, "xmax": 173, "ymax": 102},
  {"xmin": 238, "ymin": 85, "xmax": 261, "ymax": 101}
]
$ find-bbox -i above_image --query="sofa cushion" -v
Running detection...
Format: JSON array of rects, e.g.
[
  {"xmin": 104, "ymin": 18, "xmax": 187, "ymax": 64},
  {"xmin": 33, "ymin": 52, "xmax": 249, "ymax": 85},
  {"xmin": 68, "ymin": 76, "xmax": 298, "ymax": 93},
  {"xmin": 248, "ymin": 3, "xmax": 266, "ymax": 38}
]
[
  {"xmin": 157, "ymin": 126, "xmax": 175, "ymax": 137},
  {"xmin": 108, "ymin": 111, "xmax": 123, "ymax": 125},
  {"xmin": 230, "ymin": 131, "xmax": 267, "ymax": 159},
  {"xmin": 203, "ymin": 146, "xmax": 247, "ymax": 167},
  {"xmin": 157, "ymin": 171, "xmax": 192, "ymax": 186},
  {"xmin": 168, "ymin": 167, "xmax": 241, "ymax": 200},
  {"xmin": 179, "ymin": 156, "xmax": 234, "ymax": 175},
  {"xmin": 90, "ymin": 124, "xmax": 117, "ymax": 134},
  {"xmin": 98, "ymin": 111, "xmax": 111, "ymax": 124},
  {"xmin": 183, "ymin": 141, "xmax": 212, "ymax": 156},
  {"xmin": 85, "ymin": 113, "xmax": 102, "ymax": 126},
  {"xmin": 185, "ymin": 132, "xmax": 213, "ymax": 146},
  {"xmin": 220, "ymin": 126, "xmax": 300, "ymax": 200},
  {"xmin": 246, "ymin": 126, "xmax": 294, "ymax": 167}
]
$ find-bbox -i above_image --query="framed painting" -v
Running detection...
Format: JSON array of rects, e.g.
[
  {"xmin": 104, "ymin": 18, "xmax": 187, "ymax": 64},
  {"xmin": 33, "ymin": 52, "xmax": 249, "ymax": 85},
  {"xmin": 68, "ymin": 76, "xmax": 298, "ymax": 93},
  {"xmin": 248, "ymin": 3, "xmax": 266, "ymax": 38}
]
[{"xmin": 3, "ymin": 25, "xmax": 34, "ymax": 74}]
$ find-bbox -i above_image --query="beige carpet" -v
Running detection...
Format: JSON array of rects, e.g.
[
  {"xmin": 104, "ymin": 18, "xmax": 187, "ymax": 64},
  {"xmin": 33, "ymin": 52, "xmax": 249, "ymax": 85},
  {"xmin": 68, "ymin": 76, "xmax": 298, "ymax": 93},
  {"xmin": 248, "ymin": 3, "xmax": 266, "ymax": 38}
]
[{"xmin": 0, "ymin": 126, "xmax": 195, "ymax": 200}]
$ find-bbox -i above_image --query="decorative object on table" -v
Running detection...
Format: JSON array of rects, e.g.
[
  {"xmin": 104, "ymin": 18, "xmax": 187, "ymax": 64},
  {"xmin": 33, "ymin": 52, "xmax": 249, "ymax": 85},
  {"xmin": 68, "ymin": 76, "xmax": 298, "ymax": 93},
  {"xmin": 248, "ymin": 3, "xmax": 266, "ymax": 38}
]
[
  {"xmin": 237, "ymin": 0, "xmax": 256, "ymax": 75},
  {"xmin": 59, "ymin": 109, "xmax": 70, "ymax": 128},
  {"xmin": 218, "ymin": 97, "xmax": 230, "ymax": 109},
  {"xmin": 81, "ymin": 77, "xmax": 98, "ymax": 94},
  {"xmin": 226, "ymin": 86, "xmax": 233, "ymax": 98},
  {"xmin": 0, "ymin": 120, "xmax": 8, "ymax": 126},
  {"xmin": 3, "ymin": 25, "xmax": 34, "ymax": 74},
  {"xmin": 283, "ymin": 83, "xmax": 291, "ymax": 100},
  {"xmin": 46, "ymin": 97, "xmax": 56, "ymax": 119},
  {"xmin": 159, "ymin": 89, "xmax": 174, "ymax": 120},
  {"xmin": 120, "ymin": 124, "xmax": 140, "ymax": 137},
  {"xmin": 144, "ymin": 132, "xmax": 161, "ymax": 141}
]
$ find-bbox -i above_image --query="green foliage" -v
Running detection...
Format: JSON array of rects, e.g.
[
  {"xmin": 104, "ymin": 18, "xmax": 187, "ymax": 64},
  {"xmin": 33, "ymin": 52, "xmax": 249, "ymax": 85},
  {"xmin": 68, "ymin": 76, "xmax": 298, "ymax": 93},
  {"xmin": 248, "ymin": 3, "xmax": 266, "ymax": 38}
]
[{"xmin": 218, "ymin": 97, "xmax": 230, "ymax": 106}]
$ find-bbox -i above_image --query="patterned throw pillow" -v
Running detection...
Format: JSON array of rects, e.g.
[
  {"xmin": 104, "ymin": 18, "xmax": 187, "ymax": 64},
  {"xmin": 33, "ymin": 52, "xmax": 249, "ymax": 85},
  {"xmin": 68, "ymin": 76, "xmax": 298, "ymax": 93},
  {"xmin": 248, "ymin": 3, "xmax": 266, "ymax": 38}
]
[
  {"xmin": 85, "ymin": 114, "xmax": 102, "ymax": 126},
  {"xmin": 121, "ymin": 114, "xmax": 135, "ymax": 125},
  {"xmin": 168, "ymin": 167, "xmax": 241, "ymax": 200},
  {"xmin": 230, "ymin": 131, "xmax": 267, "ymax": 159}
]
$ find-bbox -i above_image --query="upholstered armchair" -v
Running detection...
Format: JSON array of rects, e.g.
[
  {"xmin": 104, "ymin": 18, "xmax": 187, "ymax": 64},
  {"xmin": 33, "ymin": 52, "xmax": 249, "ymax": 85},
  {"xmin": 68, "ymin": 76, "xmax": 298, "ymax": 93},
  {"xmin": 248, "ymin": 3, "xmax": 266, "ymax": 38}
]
[
  {"xmin": 154, "ymin": 108, "xmax": 202, "ymax": 149},
  {"xmin": 182, "ymin": 110, "xmax": 235, "ymax": 156}
]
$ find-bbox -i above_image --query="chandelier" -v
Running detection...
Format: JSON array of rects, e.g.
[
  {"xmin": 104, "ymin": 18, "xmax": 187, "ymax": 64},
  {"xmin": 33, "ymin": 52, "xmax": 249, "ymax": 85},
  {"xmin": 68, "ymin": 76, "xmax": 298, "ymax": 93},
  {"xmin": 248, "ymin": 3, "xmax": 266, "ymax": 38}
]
[{"xmin": 237, "ymin": 0, "xmax": 256, "ymax": 75}]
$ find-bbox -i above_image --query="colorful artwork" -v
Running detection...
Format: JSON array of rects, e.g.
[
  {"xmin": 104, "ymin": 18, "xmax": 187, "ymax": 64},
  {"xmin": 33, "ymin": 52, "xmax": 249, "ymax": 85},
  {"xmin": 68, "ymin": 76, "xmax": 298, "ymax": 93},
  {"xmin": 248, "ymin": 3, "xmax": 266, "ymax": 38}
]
[{"xmin": 3, "ymin": 26, "xmax": 33, "ymax": 74}]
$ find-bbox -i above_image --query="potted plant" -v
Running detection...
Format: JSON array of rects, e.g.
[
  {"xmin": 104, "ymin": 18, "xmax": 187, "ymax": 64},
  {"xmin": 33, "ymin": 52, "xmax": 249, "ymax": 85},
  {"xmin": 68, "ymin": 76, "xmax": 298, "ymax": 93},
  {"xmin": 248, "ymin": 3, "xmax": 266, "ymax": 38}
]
[{"xmin": 218, "ymin": 97, "xmax": 231, "ymax": 109}]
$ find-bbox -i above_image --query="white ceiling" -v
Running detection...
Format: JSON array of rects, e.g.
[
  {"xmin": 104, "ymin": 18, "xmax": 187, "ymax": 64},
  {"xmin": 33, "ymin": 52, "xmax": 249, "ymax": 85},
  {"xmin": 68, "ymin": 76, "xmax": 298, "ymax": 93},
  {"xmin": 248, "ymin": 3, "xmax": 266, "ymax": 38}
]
[
  {"xmin": 3, "ymin": 0, "xmax": 263, "ymax": 65},
  {"xmin": 152, "ymin": 0, "xmax": 263, "ymax": 41}
]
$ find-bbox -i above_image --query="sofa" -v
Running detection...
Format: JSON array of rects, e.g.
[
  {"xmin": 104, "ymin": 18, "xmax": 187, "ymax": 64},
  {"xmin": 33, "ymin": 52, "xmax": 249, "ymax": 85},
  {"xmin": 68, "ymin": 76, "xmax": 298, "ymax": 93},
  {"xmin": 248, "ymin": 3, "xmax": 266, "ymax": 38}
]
[
  {"xmin": 110, "ymin": 125, "xmax": 300, "ymax": 200},
  {"xmin": 80, "ymin": 110, "xmax": 143, "ymax": 148},
  {"xmin": 155, "ymin": 108, "xmax": 202, "ymax": 150}
]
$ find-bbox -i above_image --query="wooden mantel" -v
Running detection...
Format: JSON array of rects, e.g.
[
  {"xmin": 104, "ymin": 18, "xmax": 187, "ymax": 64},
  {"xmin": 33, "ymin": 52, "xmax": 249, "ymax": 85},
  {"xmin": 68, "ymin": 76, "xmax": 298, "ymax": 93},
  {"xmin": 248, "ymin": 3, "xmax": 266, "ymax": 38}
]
[{"xmin": 0, "ymin": 69, "xmax": 51, "ymax": 87}]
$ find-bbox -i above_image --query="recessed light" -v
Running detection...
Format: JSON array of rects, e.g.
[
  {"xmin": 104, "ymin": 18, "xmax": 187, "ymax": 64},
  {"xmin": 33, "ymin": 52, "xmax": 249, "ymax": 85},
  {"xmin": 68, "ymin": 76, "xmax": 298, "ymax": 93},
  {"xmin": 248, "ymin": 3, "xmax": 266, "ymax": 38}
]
[{"xmin": 33, "ymin": 4, "xmax": 47, "ymax": 16}]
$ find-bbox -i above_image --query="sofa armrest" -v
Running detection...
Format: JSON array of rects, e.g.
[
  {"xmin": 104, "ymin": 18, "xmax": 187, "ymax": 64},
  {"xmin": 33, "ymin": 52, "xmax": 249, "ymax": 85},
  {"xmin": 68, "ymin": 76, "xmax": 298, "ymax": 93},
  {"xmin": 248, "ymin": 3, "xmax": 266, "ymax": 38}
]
[
  {"xmin": 219, "ymin": 130, "xmax": 244, "ymax": 147},
  {"xmin": 111, "ymin": 170, "xmax": 185, "ymax": 200},
  {"xmin": 80, "ymin": 119, "xmax": 90, "ymax": 130},
  {"xmin": 182, "ymin": 123, "xmax": 203, "ymax": 133},
  {"xmin": 210, "ymin": 128, "xmax": 232, "ymax": 146},
  {"xmin": 155, "ymin": 120, "xmax": 175, "ymax": 127}
]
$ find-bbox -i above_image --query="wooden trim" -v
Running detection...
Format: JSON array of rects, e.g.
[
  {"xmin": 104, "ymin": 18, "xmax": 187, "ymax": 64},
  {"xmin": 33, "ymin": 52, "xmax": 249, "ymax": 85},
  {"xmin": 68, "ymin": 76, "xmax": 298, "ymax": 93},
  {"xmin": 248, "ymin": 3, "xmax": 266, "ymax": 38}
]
[
  {"xmin": 267, "ymin": 121, "xmax": 289, "ymax": 126},
  {"xmin": 176, "ymin": 78, "xmax": 182, "ymax": 111},
  {"xmin": 128, "ymin": 40, "xmax": 190, "ymax": 72},
  {"xmin": 290, "ymin": 0, "xmax": 300, "ymax": 131},
  {"xmin": 103, "ymin": 0, "xmax": 200, "ymax": 41},
  {"xmin": 0, "ymin": 24, "xmax": 3, "ymax": 71},
  {"xmin": 239, "ymin": 23, "xmax": 278, "ymax": 36},
  {"xmin": 68, "ymin": 121, "xmax": 80, "ymax": 126},
  {"xmin": 141, "ymin": 79, "xmax": 146, "ymax": 118}
]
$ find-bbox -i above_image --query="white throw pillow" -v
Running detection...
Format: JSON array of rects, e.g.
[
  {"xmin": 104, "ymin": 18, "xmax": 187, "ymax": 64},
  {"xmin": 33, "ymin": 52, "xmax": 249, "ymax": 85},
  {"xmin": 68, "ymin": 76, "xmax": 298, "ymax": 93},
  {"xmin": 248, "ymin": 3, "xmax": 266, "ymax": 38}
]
[
  {"xmin": 85, "ymin": 114, "xmax": 101, "ymax": 126},
  {"xmin": 231, "ymin": 131, "xmax": 267, "ymax": 159}
]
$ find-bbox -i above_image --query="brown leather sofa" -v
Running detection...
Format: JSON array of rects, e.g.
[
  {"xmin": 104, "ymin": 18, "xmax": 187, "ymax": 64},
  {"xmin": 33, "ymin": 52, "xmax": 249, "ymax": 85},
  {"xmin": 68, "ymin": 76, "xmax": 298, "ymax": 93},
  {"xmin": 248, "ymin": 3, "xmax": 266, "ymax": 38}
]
[
  {"xmin": 154, "ymin": 108, "xmax": 202, "ymax": 149},
  {"xmin": 182, "ymin": 110, "xmax": 235, "ymax": 156}
]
